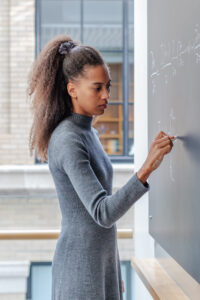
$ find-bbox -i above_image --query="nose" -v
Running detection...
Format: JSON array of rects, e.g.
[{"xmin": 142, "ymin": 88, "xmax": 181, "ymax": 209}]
[{"xmin": 102, "ymin": 86, "xmax": 110, "ymax": 101}]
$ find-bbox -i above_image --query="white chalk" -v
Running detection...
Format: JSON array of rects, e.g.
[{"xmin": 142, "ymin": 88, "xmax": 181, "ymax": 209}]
[{"xmin": 170, "ymin": 136, "xmax": 178, "ymax": 141}]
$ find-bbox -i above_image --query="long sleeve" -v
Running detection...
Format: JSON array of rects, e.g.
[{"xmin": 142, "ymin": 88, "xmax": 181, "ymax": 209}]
[{"xmin": 53, "ymin": 131, "xmax": 150, "ymax": 229}]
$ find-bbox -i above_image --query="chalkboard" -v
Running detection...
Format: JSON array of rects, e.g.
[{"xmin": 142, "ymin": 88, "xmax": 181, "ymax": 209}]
[{"xmin": 148, "ymin": 0, "xmax": 200, "ymax": 283}]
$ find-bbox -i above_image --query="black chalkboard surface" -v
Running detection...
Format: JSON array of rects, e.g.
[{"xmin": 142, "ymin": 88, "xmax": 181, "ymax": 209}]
[{"xmin": 148, "ymin": 0, "xmax": 200, "ymax": 283}]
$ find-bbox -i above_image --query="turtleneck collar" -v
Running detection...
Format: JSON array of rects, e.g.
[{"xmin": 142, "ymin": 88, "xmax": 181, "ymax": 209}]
[{"xmin": 67, "ymin": 112, "xmax": 93, "ymax": 130}]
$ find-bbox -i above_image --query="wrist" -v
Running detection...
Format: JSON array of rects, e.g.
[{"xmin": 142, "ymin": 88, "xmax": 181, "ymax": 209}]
[{"xmin": 136, "ymin": 167, "xmax": 151, "ymax": 184}]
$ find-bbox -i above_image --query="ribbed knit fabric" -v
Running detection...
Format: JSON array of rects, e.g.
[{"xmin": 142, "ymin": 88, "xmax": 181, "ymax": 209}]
[{"xmin": 48, "ymin": 112, "xmax": 150, "ymax": 300}]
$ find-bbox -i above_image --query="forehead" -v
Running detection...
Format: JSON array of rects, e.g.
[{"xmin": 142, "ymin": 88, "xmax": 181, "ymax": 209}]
[{"xmin": 82, "ymin": 64, "xmax": 110, "ymax": 82}]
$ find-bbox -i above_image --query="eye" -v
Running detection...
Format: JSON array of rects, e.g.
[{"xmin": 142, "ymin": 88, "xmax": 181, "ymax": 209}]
[{"xmin": 95, "ymin": 87, "xmax": 101, "ymax": 92}]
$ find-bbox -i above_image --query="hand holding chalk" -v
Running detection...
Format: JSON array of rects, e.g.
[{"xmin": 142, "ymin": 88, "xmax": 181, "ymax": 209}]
[
  {"xmin": 170, "ymin": 135, "xmax": 178, "ymax": 142},
  {"xmin": 137, "ymin": 131, "xmax": 174, "ymax": 184}
]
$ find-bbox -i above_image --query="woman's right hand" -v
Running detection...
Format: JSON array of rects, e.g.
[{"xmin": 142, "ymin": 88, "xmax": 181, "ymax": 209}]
[{"xmin": 137, "ymin": 131, "xmax": 174, "ymax": 184}]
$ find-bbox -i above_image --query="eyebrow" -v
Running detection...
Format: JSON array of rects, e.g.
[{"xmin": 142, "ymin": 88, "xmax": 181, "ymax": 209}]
[{"xmin": 92, "ymin": 80, "xmax": 111, "ymax": 85}]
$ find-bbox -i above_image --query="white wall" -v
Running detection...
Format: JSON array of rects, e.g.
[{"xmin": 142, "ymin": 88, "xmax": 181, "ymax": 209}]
[{"xmin": 133, "ymin": 0, "xmax": 154, "ymax": 299}]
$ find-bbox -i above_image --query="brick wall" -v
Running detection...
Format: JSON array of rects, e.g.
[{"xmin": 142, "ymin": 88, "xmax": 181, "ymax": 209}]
[{"xmin": 0, "ymin": 0, "xmax": 35, "ymax": 165}]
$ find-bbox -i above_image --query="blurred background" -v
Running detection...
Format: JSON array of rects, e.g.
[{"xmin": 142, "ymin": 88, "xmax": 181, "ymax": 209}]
[{"xmin": 0, "ymin": 0, "xmax": 138, "ymax": 299}]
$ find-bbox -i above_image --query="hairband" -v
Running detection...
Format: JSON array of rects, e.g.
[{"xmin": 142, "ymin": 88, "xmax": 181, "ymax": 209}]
[{"xmin": 58, "ymin": 41, "xmax": 77, "ymax": 55}]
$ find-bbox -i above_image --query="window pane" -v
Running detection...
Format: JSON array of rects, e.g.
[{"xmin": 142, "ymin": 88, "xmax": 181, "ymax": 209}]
[
  {"xmin": 93, "ymin": 104, "xmax": 123, "ymax": 155},
  {"xmin": 93, "ymin": 62, "xmax": 124, "ymax": 155},
  {"xmin": 128, "ymin": 0, "xmax": 134, "ymax": 157},
  {"xmin": 128, "ymin": 0, "xmax": 134, "ymax": 52},
  {"xmin": 83, "ymin": 0, "xmax": 123, "ymax": 52},
  {"xmin": 109, "ymin": 63, "xmax": 122, "ymax": 103},
  {"xmin": 38, "ymin": 0, "xmax": 133, "ymax": 160},
  {"xmin": 129, "ymin": 63, "xmax": 134, "ymax": 103},
  {"xmin": 83, "ymin": 1, "xmax": 124, "ymax": 156},
  {"xmin": 128, "ymin": 0, "xmax": 134, "ymax": 104},
  {"xmin": 40, "ymin": 0, "xmax": 81, "ymax": 49},
  {"xmin": 128, "ymin": 103, "xmax": 134, "ymax": 156}
]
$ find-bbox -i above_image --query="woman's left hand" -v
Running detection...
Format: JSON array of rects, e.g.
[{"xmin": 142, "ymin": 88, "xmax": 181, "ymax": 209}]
[{"xmin": 121, "ymin": 280, "xmax": 125, "ymax": 293}]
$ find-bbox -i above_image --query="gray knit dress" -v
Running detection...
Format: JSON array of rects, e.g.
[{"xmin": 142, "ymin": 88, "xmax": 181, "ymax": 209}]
[{"xmin": 47, "ymin": 112, "xmax": 150, "ymax": 300}]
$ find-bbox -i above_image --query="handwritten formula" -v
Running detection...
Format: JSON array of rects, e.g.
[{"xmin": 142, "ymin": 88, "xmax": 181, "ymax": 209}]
[{"xmin": 149, "ymin": 24, "xmax": 200, "ymax": 95}]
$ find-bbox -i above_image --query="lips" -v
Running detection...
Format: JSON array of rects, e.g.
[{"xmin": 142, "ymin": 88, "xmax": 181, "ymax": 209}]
[{"xmin": 99, "ymin": 104, "xmax": 107, "ymax": 108}]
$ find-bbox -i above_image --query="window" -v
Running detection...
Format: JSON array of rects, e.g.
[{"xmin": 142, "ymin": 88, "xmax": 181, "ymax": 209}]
[
  {"xmin": 26, "ymin": 260, "xmax": 134, "ymax": 300},
  {"xmin": 36, "ymin": 0, "xmax": 134, "ymax": 163}
]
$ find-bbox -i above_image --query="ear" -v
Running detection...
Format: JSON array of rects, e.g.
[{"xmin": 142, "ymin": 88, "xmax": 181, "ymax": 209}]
[{"xmin": 67, "ymin": 81, "xmax": 77, "ymax": 99}]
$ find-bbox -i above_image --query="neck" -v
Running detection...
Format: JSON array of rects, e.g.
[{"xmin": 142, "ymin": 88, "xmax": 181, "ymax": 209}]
[{"xmin": 67, "ymin": 112, "xmax": 93, "ymax": 130}]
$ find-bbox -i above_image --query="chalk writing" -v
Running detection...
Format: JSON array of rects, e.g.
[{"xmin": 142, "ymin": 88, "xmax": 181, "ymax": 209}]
[{"xmin": 149, "ymin": 24, "xmax": 200, "ymax": 95}]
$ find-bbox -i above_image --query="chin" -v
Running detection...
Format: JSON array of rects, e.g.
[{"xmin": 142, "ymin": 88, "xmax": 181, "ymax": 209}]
[
  {"xmin": 92, "ymin": 107, "xmax": 106, "ymax": 117},
  {"xmin": 97, "ymin": 110, "xmax": 105, "ymax": 116}
]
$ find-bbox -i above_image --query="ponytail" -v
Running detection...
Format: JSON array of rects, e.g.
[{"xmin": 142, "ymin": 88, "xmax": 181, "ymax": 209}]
[
  {"xmin": 27, "ymin": 35, "xmax": 75, "ymax": 162},
  {"xmin": 27, "ymin": 34, "xmax": 106, "ymax": 163}
]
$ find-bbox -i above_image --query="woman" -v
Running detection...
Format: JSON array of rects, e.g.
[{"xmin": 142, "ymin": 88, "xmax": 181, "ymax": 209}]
[{"xmin": 28, "ymin": 34, "xmax": 174, "ymax": 300}]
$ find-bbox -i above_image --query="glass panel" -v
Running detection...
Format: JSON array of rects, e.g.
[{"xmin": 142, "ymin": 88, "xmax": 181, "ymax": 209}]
[
  {"xmin": 82, "ymin": 0, "xmax": 124, "ymax": 156},
  {"xmin": 121, "ymin": 260, "xmax": 135, "ymax": 300},
  {"xmin": 128, "ymin": 0, "xmax": 134, "ymax": 52},
  {"xmin": 129, "ymin": 63, "xmax": 134, "ymax": 103},
  {"xmin": 128, "ymin": 0, "xmax": 134, "ymax": 158},
  {"xmin": 39, "ymin": 0, "xmax": 131, "ymax": 159},
  {"xmin": 108, "ymin": 63, "xmax": 122, "ymax": 103},
  {"xmin": 40, "ymin": 0, "xmax": 81, "ymax": 49},
  {"xmin": 128, "ymin": 103, "xmax": 134, "ymax": 156},
  {"xmin": 31, "ymin": 263, "xmax": 52, "ymax": 300},
  {"xmin": 83, "ymin": 0, "xmax": 123, "ymax": 52},
  {"xmin": 26, "ymin": 260, "xmax": 134, "ymax": 300},
  {"xmin": 93, "ymin": 104, "xmax": 123, "ymax": 155},
  {"xmin": 128, "ymin": 0, "xmax": 134, "ymax": 104}
]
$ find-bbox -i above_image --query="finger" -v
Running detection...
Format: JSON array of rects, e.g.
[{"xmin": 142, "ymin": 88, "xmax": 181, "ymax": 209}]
[
  {"xmin": 155, "ymin": 136, "xmax": 170, "ymax": 143},
  {"xmin": 156, "ymin": 137, "xmax": 173, "ymax": 148},
  {"xmin": 161, "ymin": 144, "xmax": 172, "ymax": 155},
  {"xmin": 153, "ymin": 137, "xmax": 170, "ymax": 149},
  {"xmin": 156, "ymin": 135, "xmax": 175, "ymax": 146},
  {"xmin": 154, "ymin": 131, "xmax": 168, "ymax": 141},
  {"xmin": 155, "ymin": 145, "xmax": 171, "ymax": 161},
  {"xmin": 157, "ymin": 140, "xmax": 172, "ymax": 149}
]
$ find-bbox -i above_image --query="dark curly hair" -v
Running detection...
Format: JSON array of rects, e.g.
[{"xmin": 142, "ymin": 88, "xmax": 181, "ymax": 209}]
[{"xmin": 27, "ymin": 34, "xmax": 108, "ymax": 163}]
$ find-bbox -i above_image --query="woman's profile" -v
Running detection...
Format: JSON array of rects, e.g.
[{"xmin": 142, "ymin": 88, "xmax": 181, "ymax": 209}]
[{"xmin": 27, "ymin": 34, "xmax": 174, "ymax": 300}]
